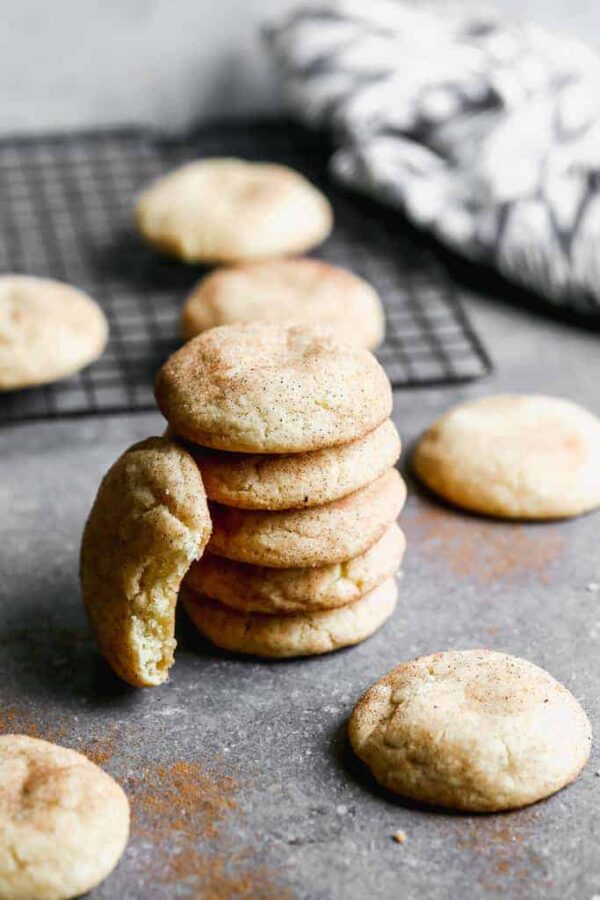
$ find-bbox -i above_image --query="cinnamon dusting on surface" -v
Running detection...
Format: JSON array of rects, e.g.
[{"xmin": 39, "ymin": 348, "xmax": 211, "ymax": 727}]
[
  {"xmin": 0, "ymin": 704, "xmax": 68, "ymax": 742},
  {"xmin": 129, "ymin": 759, "xmax": 291, "ymax": 899},
  {"xmin": 406, "ymin": 502, "xmax": 564, "ymax": 584},
  {"xmin": 0, "ymin": 706, "xmax": 290, "ymax": 897},
  {"xmin": 82, "ymin": 725, "xmax": 120, "ymax": 766},
  {"xmin": 132, "ymin": 760, "xmax": 238, "ymax": 839},
  {"xmin": 454, "ymin": 810, "xmax": 544, "ymax": 894},
  {"xmin": 0, "ymin": 704, "xmax": 119, "ymax": 765}
]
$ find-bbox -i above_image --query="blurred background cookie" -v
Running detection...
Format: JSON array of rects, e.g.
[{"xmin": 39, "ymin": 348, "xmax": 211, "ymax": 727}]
[
  {"xmin": 135, "ymin": 158, "xmax": 332, "ymax": 263},
  {"xmin": 413, "ymin": 394, "xmax": 600, "ymax": 520},
  {"xmin": 0, "ymin": 275, "xmax": 107, "ymax": 390},
  {"xmin": 181, "ymin": 258, "xmax": 385, "ymax": 349}
]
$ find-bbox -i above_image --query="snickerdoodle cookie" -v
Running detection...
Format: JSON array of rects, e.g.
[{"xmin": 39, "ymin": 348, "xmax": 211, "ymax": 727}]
[
  {"xmin": 183, "ymin": 578, "xmax": 398, "ymax": 658},
  {"xmin": 413, "ymin": 394, "xmax": 600, "ymax": 520},
  {"xmin": 0, "ymin": 275, "xmax": 107, "ymax": 390},
  {"xmin": 185, "ymin": 523, "xmax": 405, "ymax": 614},
  {"xmin": 207, "ymin": 468, "xmax": 406, "ymax": 568},
  {"xmin": 0, "ymin": 735, "xmax": 129, "ymax": 899},
  {"xmin": 188, "ymin": 419, "xmax": 400, "ymax": 510},
  {"xmin": 156, "ymin": 323, "xmax": 392, "ymax": 453},
  {"xmin": 135, "ymin": 159, "xmax": 332, "ymax": 264},
  {"xmin": 80, "ymin": 436, "xmax": 211, "ymax": 687},
  {"xmin": 181, "ymin": 258, "xmax": 385, "ymax": 349},
  {"xmin": 349, "ymin": 649, "xmax": 591, "ymax": 812}
]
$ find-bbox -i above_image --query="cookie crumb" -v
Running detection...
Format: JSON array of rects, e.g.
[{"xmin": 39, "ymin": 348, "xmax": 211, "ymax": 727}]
[{"xmin": 393, "ymin": 830, "xmax": 407, "ymax": 844}]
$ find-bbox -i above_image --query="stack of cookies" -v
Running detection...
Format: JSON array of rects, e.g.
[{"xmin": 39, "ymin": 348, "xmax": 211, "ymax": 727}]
[{"xmin": 155, "ymin": 322, "xmax": 407, "ymax": 658}]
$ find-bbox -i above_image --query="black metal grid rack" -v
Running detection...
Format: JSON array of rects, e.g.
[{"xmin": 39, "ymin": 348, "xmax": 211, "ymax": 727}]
[{"xmin": 0, "ymin": 120, "xmax": 491, "ymax": 425}]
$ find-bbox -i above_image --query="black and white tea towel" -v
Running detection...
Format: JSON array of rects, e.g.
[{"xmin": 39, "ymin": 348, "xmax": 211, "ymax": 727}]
[{"xmin": 268, "ymin": 0, "xmax": 600, "ymax": 316}]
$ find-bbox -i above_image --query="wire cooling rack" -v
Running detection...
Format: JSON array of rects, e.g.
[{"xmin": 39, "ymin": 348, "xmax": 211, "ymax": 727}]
[{"xmin": 0, "ymin": 119, "xmax": 491, "ymax": 424}]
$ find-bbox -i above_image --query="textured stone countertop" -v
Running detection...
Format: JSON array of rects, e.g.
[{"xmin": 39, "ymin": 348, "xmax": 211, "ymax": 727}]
[{"xmin": 1, "ymin": 285, "xmax": 599, "ymax": 899}]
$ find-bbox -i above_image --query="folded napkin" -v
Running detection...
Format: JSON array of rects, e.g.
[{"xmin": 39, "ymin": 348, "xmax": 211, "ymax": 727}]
[{"xmin": 268, "ymin": 0, "xmax": 600, "ymax": 316}]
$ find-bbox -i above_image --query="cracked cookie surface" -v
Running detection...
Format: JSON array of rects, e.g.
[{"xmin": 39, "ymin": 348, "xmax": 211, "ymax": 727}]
[
  {"xmin": 187, "ymin": 419, "xmax": 400, "ymax": 510},
  {"xmin": 413, "ymin": 394, "xmax": 600, "ymax": 519},
  {"xmin": 181, "ymin": 257, "xmax": 384, "ymax": 349},
  {"xmin": 349, "ymin": 649, "xmax": 591, "ymax": 811},
  {"xmin": 155, "ymin": 323, "xmax": 392, "ymax": 453},
  {"xmin": 0, "ymin": 735, "xmax": 129, "ymax": 900},
  {"xmin": 207, "ymin": 468, "xmax": 406, "ymax": 568},
  {"xmin": 182, "ymin": 578, "xmax": 398, "ymax": 658},
  {"xmin": 135, "ymin": 158, "xmax": 332, "ymax": 264},
  {"xmin": 185, "ymin": 523, "xmax": 405, "ymax": 614},
  {"xmin": 80, "ymin": 436, "xmax": 211, "ymax": 687}
]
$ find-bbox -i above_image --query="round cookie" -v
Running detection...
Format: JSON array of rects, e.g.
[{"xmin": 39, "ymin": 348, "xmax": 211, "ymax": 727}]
[
  {"xmin": 135, "ymin": 158, "xmax": 332, "ymax": 264},
  {"xmin": 181, "ymin": 258, "xmax": 385, "ymax": 349},
  {"xmin": 80, "ymin": 436, "xmax": 212, "ymax": 687},
  {"xmin": 185, "ymin": 523, "xmax": 405, "ymax": 614},
  {"xmin": 182, "ymin": 578, "xmax": 398, "ymax": 658},
  {"xmin": 155, "ymin": 323, "xmax": 393, "ymax": 453},
  {"xmin": 0, "ymin": 735, "xmax": 129, "ymax": 899},
  {"xmin": 0, "ymin": 275, "xmax": 108, "ymax": 390},
  {"xmin": 188, "ymin": 419, "xmax": 400, "ymax": 510},
  {"xmin": 349, "ymin": 649, "xmax": 591, "ymax": 812},
  {"xmin": 413, "ymin": 394, "xmax": 600, "ymax": 520},
  {"xmin": 207, "ymin": 467, "xmax": 406, "ymax": 568}
]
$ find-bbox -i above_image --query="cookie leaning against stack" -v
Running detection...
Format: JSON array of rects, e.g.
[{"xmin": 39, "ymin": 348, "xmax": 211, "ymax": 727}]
[{"xmin": 156, "ymin": 322, "xmax": 406, "ymax": 658}]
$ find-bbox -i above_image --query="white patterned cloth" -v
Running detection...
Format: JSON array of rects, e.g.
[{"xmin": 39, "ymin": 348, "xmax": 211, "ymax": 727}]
[{"xmin": 267, "ymin": 0, "xmax": 600, "ymax": 315}]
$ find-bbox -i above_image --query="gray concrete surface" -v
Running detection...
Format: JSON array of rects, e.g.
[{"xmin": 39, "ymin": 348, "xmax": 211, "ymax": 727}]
[{"xmin": 1, "ymin": 286, "xmax": 599, "ymax": 898}]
